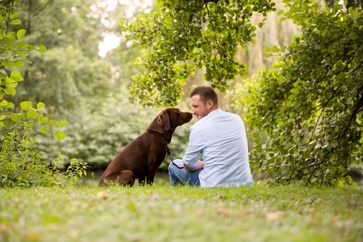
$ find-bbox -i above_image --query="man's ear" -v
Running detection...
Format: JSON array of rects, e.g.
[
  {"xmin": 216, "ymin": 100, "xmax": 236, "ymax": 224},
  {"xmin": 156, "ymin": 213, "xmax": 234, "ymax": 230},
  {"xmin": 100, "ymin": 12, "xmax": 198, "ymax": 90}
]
[
  {"xmin": 157, "ymin": 111, "xmax": 171, "ymax": 130},
  {"xmin": 206, "ymin": 100, "xmax": 214, "ymax": 110}
]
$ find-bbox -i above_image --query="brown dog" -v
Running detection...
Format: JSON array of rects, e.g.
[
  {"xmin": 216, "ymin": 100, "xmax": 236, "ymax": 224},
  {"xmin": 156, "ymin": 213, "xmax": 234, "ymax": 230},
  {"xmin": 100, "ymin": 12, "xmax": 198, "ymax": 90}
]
[{"xmin": 99, "ymin": 108, "xmax": 192, "ymax": 186}]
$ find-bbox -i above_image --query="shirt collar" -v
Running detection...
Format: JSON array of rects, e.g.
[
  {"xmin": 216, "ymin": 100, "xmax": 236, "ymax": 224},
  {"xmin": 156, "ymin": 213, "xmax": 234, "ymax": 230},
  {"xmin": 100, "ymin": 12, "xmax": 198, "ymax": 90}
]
[{"xmin": 198, "ymin": 108, "xmax": 221, "ymax": 121}]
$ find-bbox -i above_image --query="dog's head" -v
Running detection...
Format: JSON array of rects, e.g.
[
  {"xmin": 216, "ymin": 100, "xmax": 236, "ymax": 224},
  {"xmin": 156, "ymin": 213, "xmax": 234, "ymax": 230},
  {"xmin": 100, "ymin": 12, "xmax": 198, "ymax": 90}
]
[{"xmin": 147, "ymin": 108, "xmax": 192, "ymax": 135}]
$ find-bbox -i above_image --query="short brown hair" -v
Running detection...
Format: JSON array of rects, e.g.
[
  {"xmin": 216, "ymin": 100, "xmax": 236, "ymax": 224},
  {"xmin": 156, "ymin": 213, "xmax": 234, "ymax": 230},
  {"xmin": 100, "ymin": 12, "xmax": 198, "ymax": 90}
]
[{"xmin": 190, "ymin": 86, "xmax": 218, "ymax": 106}]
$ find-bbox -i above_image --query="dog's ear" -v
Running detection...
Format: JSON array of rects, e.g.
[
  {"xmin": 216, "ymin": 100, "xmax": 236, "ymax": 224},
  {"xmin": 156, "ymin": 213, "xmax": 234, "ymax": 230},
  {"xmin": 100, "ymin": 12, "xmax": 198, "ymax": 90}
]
[
  {"xmin": 147, "ymin": 110, "xmax": 171, "ymax": 133},
  {"xmin": 157, "ymin": 111, "xmax": 170, "ymax": 131}
]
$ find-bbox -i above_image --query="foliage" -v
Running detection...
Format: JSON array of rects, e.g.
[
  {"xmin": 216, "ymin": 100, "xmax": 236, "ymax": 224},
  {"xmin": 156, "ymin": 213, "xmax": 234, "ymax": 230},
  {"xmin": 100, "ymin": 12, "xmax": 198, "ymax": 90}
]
[
  {"xmin": 20, "ymin": 46, "xmax": 112, "ymax": 113},
  {"xmin": 237, "ymin": 1, "xmax": 363, "ymax": 184},
  {"xmin": 13, "ymin": 0, "xmax": 113, "ymax": 114},
  {"xmin": 0, "ymin": 1, "xmax": 86, "ymax": 187},
  {"xmin": 64, "ymin": 158, "xmax": 88, "ymax": 183},
  {"xmin": 1, "ymin": 101, "xmax": 56, "ymax": 187},
  {"xmin": 0, "ymin": 184, "xmax": 362, "ymax": 241},
  {"xmin": 325, "ymin": 0, "xmax": 363, "ymax": 8},
  {"xmin": 124, "ymin": 0, "xmax": 276, "ymax": 106}
]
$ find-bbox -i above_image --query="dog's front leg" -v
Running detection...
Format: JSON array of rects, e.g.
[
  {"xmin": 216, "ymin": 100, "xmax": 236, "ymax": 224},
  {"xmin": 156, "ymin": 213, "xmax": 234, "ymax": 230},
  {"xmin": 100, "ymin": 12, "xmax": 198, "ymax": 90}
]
[
  {"xmin": 146, "ymin": 170, "xmax": 157, "ymax": 185},
  {"xmin": 138, "ymin": 177, "xmax": 147, "ymax": 186}
]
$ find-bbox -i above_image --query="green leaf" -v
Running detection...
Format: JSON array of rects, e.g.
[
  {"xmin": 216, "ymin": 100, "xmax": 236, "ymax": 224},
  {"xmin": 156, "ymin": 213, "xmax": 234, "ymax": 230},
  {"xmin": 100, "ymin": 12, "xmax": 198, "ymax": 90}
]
[
  {"xmin": 38, "ymin": 116, "xmax": 48, "ymax": 123},
  {"xmin": 37, "ymin": 45, "xmax": 47, "ymax": 53},
  {"xmin": 127, "ymin": 201, "xmax": 137, "ymax": 212},
  {"xmin": 13, "ymin": 61, "xmax": 24, "ymax": 68},
  {"xmin": 10, "ymin": 12, "xmax": 18, "ymax": 19},
  {"xmin": 16, "ymin": 41, "xmax": 28, "ymax": 49},
  {"xmin": 27, "ymin": 110, "xmax": 38, "ymax": 119},
  {"xmin": 10, "ymin": 19, "xmax": 21, "ymax": 25},
  {"xmin": 39, "ymin": 126, "xmax": 48, "ymax": 134},
  {"xmin": 7, "ymin": 31, "xmax": 15, "ymax": 39},
  {"xmin": 58, "ymin": 119, "xmax": 68, "ymax": 128},
  {"xmin": 20, "ymin": 101, "xmax": 32, "ymax": 111},
  {"xmin": 16, "ymin": 29, "xmax": 26, "ymax": 39},
  {"xmin": 5, "ymin": 87, "xmax": 16, "ymax": 96},
  {"xmin": 37, "ymin": 102, "xmax": 45, "ymax": 109},
  {"xmin": 11, "ymin": 71, "xmax": 23, "ymax": 82},
  {"xmin": 2, "ymin": 62, "xmax": 13, "ymax": 68},
  {"xmin": 55, "ymin": 131, "xmax": 65, "ymax": 141},
  {"xmin": 49, "ymin": 119, "xmax": 56, "ymax": 127},
  {"xmin": 0, "ymin": 100, "xmax": 14, "ymax": 109},
  {"xmin": 11, "ymin": 113, "xmax": 21, "ymax": 122}
]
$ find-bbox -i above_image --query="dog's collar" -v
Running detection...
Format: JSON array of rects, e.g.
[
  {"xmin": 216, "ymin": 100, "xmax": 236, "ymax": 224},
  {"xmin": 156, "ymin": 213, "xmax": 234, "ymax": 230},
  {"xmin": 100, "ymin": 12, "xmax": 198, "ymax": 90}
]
[{"xmin": 147, "ymin": 130, "xmax": 172, "ymax": 144}]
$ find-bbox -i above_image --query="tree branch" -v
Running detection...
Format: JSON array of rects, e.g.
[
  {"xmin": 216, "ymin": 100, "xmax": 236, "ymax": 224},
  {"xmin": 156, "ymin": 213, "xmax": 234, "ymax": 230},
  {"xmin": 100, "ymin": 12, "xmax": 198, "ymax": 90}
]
[
  {"xmin": 338, "ymin": 85, "xmax": 363, "ymax": 139},
  {"xmin": 308, "ymin": 86, "xmax": 341, "ymax": 141}
]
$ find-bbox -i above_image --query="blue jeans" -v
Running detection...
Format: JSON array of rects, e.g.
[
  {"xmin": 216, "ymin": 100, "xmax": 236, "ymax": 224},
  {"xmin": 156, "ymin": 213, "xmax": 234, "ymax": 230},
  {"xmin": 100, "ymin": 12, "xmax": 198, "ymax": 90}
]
[{"xmin": 168, "ymin": 159, "xmax": 201, "ymax": 186}]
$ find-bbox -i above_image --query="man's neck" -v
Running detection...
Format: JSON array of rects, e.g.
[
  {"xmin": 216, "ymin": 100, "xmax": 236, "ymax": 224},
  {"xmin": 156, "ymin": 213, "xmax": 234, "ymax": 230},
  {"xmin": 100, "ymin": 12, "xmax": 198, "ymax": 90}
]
[
  {"xmin": 209, "ymin": 106, "xmax": 218, "ymax": 112},
  {"xmin": 205, "ymin": 107, "xmax": 218, "ymax": 117}
]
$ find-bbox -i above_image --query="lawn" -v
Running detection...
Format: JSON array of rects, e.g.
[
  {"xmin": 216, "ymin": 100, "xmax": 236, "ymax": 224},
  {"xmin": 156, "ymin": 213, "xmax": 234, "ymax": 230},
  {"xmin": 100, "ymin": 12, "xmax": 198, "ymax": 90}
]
[{"xmin": 0, "ymin": 180, "xmax": 362, "ymax": 242}]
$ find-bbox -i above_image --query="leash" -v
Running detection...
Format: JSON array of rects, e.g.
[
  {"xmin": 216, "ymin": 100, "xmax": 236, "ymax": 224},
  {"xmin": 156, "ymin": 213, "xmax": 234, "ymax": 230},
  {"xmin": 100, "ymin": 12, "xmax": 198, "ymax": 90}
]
[
  {"xmin": 166, "ymin": 146, "xmax": 176, "ymax": 162},
  {"xmin": 167, "ymin": 146, "xmax": 184, "ymax": 169}
]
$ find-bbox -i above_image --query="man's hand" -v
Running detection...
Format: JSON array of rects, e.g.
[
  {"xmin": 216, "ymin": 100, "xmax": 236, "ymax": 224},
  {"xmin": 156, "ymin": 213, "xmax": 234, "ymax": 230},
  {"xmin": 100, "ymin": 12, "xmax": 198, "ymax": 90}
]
[
  {"xmin": 184, "ymin": 160, "xmax": 204, "ymax": 172},
  {"xmin": 195, "ymin": 160, "xmax": 204, "ymax": 170}
]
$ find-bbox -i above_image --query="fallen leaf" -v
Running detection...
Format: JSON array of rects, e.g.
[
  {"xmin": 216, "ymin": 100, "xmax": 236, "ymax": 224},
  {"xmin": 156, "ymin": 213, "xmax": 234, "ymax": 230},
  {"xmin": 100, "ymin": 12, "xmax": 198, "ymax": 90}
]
[
  {"xmin": 216, "ymin": 207, "xmax": 249, "ymax": 218},
  {"xmin": 96, "ymin": 191, "xmax": 109, "ymax": 200},
  {"xmin": 266, "ymin": 211, "xmax": 286, "ymax": 221}
]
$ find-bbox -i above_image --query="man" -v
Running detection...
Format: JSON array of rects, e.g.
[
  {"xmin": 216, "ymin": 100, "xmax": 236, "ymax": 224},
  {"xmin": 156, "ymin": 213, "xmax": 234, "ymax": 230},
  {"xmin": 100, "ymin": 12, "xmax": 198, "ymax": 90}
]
[{"xmin": 168, "ymin": 86, "xmax": 254, "ymax": 187}]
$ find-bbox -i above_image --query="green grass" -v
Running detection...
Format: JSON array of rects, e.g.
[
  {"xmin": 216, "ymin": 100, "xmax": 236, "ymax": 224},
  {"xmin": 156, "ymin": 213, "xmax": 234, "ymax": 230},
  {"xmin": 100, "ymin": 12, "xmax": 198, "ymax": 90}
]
[{"xmin": 0, "ymin": 180, "xmax": 362, "ymax": 242}]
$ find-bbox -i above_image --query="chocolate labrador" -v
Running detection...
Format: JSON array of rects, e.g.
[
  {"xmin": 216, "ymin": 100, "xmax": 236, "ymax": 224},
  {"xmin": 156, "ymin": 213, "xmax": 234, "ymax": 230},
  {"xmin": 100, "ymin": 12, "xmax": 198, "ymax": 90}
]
[{"xmin": 99, "ymin": 108, "xmax": 192, "ymax": 186}]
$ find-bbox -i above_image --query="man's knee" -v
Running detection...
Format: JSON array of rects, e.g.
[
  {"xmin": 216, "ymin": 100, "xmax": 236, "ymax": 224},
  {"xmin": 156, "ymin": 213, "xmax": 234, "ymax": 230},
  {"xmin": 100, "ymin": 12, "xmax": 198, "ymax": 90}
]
[
  {"xmin": 168, "ymin": 162, "xmax": 180, "ymax": 185},
  {"xmin": 168, "ymin": 162, "xmax": 175, "ymax": 174}
]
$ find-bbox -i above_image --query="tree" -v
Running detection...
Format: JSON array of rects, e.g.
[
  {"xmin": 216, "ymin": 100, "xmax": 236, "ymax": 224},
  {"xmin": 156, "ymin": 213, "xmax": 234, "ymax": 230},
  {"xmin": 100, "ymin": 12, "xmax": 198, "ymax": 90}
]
[
  {"xmin": 124, "ymin": 0, "xmax": 276, "ymax": 106},
  {"xmin": 326, "ymin": 0, "xmax": 362, "ymax": 8},
  {"xmin": 238, "ymin": 0, "xmax": 362, "ymax": 184},
  {"xmin": 13, "ymin": 0, "xmax": 113, "ymax": 115}
]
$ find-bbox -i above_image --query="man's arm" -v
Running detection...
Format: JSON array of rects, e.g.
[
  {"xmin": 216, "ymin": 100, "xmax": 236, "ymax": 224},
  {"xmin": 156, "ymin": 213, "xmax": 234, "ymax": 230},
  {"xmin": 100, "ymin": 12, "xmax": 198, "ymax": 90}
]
[{"xmin": 182, "ymin": 128, "xmax": 204, "ymax": 170}]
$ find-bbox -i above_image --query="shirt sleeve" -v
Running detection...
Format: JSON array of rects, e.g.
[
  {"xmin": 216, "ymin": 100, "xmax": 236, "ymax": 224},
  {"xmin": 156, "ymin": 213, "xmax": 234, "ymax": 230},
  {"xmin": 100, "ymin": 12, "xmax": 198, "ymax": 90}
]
[{"xmin": 182, "ymin": 128, "xmax": 204, "ymax": 168}]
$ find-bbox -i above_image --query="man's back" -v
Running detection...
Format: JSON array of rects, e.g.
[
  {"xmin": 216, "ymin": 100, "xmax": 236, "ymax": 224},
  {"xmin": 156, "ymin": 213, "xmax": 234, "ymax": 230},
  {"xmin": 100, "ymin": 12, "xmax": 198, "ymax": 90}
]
[{"xmin": 183, "ymin": 109, "xmax": 254, "ymax": 187}]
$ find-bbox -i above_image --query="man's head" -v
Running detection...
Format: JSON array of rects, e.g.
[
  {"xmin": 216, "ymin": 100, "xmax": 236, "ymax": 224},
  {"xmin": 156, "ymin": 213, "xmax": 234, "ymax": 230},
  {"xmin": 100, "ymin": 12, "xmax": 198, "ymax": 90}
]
[{"xmin": 190, "ymin": 86, "xmax": 218, "ymax": 120}]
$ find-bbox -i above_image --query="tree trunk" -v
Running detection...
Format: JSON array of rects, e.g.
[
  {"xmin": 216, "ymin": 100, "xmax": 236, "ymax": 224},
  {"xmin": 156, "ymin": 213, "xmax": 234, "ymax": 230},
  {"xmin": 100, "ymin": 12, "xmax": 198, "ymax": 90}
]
[{"xmin": 27, "ymin": 0, "xmax": 32, "ymax": 34}]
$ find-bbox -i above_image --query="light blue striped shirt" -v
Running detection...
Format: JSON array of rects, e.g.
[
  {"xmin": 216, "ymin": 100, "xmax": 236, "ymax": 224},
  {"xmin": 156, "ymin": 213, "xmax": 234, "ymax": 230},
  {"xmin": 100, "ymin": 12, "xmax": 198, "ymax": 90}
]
[{"xmin": 182, "ymin": 109, "xmax": 254, "ymax": 187}]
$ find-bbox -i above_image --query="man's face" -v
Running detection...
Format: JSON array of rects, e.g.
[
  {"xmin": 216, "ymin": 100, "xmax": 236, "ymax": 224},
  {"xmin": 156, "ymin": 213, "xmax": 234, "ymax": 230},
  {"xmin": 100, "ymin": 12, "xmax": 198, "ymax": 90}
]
[{"xmin": 190, "ymin": 95, "xmax": 213, "ymax": 120}]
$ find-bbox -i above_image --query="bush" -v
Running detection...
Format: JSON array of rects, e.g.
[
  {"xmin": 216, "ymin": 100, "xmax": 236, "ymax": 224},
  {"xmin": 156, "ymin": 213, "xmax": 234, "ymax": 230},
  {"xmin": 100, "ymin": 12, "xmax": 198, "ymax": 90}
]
[
  {"xmin": 235, "ymin": 1, "xmax": 362, "ymax": 185},
  {"xmin": 0, "ymin": 1, "xmax": 86, "ymax": 188}
]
